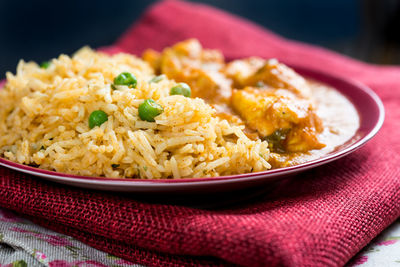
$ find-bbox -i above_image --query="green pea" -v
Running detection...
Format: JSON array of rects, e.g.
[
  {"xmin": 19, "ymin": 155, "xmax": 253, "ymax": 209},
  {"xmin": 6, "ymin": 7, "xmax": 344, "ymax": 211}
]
[
  {"xmin": 40, "ymin": 61, "xmax": 51, "ymax": 69},
  {"xmin": 138, "ymin": 99, "xmax": 163, "ymax": 122},
  {"xmin": 170, "ymin": 83, "xmax": 191, "ymax": 97},
  {"xmin": 89, "ymin": 110, "xmax": 108, "ymax": 129},
  {"xmin": 149, "ymin": 74, "xmax": 165, "ymax": 83},
  {"xmin": 113, "ymin": 72, "xmax": 137, "ymax": 88},
  {"xmin": 265, "ymin": 128, "xmax": 290, "ymax": 153}
]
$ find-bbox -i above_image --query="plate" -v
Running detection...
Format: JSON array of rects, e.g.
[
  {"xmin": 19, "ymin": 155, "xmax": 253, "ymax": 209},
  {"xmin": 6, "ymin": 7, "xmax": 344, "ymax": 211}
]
[{"xmin": 0, "ymin": 66, "xmax": 384, "ymax": 193}]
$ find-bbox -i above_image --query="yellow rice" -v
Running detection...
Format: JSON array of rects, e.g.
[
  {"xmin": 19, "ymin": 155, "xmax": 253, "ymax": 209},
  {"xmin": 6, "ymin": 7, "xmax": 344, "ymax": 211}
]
[{"xmin": 0, "ymin": 47, "xmax": 270, "ymax": 179}]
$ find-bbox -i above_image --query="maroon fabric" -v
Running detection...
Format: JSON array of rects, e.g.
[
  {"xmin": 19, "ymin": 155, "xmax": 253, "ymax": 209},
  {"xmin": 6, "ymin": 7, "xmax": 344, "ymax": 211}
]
[{"xmin": 1, "ymin": 1, "xmax": 400, "ymax": 266}]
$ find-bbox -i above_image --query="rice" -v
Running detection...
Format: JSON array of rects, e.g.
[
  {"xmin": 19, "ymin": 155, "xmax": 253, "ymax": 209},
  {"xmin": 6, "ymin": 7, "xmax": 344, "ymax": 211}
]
[{"xmin": 0, "ymin": 47, "xmax": 271, "ymax": 179}]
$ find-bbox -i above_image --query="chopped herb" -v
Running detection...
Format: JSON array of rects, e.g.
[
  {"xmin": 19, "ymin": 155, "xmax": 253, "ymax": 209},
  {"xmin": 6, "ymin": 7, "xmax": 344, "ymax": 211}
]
[
  {"xmin": 11, "ymin": 260, "xmax": 28, "ymax": 267},
  {"xmin": 149, "ymin": 74, "xmax": 165, "ymax": 83},
  {"xmin": 111, "ymin": 164, "xmax": 120, "ymax": 168},
  {"xmin": 143, "ymin": 166, "xmax": 148, "ymax": 171},
  {"xmin": 264, "ymin": 128, "xmax": 290, "ymax": 153},
  {"xmin": 255, "ymin": 81, "xmax": 265, "ymax": 88},
  {"xmin": 28, "ymin": 163, "xmax": 39, "ymax": 168},
  {"xmin": 40, "ymin": 146, "xmax": 45, "ymax": 150},
  {"xmin": 111, "ymin": 84, "xmax": 118, "ymax": 90},
  {"xmin": 259, "ymin": 153, "xmax": 263, "ymax": 158}
]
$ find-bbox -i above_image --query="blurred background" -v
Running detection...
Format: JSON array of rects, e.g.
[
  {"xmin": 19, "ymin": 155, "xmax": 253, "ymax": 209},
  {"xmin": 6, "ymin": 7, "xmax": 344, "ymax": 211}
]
[{"xmin": 0, "ymin": 0, "xmax": 399, "ymax": 77}]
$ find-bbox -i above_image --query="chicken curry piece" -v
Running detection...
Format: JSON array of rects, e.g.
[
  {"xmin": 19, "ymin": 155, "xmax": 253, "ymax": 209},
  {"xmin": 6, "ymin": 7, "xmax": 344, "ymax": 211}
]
[
  {"xmin": 143, "ymin": 39, "xmax": 232, "ymax": 104},
  {"xmin": 231, "ymin": 88, "xmax": 324, "ymax": 152},
  {"xmin": 142, "ymin": 39, "xmax": 326, "ymax": 156}
]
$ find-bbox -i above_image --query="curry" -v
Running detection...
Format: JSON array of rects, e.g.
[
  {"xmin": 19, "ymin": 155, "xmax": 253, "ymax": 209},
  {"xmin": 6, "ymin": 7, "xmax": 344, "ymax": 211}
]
[{"xmin": 142, "ymin": 39, "xmax": 359, "ymax": 168}]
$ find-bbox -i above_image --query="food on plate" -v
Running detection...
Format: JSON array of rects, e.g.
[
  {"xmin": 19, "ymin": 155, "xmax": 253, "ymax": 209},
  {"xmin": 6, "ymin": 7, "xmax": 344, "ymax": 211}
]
[
  {"xmin": 142, "ymin": 39, "xmax": 232, "ymax": 104},
  {"xmin": 0, "ymin": 39, "xmax": 359, "ymax": 179},
  {"xmin": 231, "ymin": 87, "xmax": 324, "ymax": 152}
]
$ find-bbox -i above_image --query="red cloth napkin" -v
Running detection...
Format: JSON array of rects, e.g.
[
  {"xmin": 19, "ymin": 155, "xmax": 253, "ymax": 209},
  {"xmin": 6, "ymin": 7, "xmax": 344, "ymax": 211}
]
[{"xmin": 1, "ymin": 1, "xmax": 400, "ymax": 266}]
